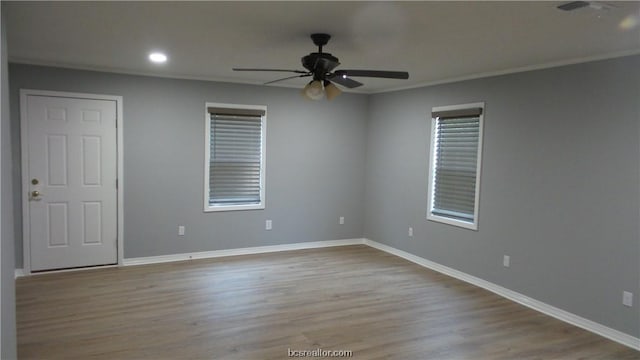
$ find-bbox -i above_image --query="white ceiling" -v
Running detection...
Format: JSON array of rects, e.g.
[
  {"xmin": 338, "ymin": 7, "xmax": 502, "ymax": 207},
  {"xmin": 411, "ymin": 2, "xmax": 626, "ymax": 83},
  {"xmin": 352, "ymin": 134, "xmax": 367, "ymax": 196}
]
[{"xmin": 4, "ymin": 1, "xmax": 640, "ymax": 93}]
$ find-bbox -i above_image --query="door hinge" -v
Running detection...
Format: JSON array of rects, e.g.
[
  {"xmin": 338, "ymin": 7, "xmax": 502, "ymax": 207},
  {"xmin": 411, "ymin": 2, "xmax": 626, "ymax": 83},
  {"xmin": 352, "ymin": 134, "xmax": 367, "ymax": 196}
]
[{"xmin": 116, "ymin": 179, "xmax": 118, "ymax": 189}]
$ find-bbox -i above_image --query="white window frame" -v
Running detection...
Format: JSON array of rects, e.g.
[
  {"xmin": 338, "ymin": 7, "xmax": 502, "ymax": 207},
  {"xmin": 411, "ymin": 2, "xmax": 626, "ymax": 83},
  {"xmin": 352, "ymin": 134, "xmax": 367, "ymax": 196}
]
[
  {"xmin": 427, "ymin": 102, "xmax": 484, "ymax": 230},
  {"xmin": 204, "ymin": 102, "xmax": 266, "ymax": 212}
]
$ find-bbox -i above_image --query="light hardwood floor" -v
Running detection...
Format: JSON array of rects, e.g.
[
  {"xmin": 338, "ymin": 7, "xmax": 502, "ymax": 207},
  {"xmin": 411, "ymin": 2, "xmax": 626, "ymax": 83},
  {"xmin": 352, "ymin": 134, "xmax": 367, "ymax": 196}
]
[{"xmin": 17, "ymin": 245, "xmax": 639, "ymax": 359}]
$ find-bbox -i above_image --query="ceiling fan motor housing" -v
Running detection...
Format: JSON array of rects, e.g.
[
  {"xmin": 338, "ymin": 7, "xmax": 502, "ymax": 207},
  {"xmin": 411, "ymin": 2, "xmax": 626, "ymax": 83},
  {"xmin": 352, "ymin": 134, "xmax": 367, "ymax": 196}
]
[{"xmin": 301, "ymin": 53, "xmax": 340, "ymax": 80}]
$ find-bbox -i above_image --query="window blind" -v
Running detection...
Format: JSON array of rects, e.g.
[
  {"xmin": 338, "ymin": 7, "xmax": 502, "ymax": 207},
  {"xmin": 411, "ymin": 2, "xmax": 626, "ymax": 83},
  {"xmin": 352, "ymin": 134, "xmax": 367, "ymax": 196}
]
[
  {"xmin": 209, "ymin": 111, "xmax": 263, "ymax": 206},
  {"xmin": 431, "ymin": 111, "xmax": 481, "ymax": 222}
]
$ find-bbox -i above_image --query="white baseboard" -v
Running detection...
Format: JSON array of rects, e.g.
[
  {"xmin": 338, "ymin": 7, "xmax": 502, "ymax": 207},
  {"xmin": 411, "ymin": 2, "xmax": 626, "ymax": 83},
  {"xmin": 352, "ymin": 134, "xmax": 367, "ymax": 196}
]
[
  {"xmin": 15, "ymin": 268, "xmax": 25, "ymax": 279},
  {"xmin": 123, "ymin": 238, "xmax": 366, "ymax": 266},
  {"xmin": 363, "ymin": 238, "xmax": 640, "ymax": 351}
]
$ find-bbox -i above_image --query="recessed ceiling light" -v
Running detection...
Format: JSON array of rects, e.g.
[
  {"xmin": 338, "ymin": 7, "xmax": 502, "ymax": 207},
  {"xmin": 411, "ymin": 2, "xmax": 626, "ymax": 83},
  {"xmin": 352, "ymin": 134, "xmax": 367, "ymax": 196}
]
[{"xmin": 148, "ymin": 52, "xmax": 167, "ymax": 64}]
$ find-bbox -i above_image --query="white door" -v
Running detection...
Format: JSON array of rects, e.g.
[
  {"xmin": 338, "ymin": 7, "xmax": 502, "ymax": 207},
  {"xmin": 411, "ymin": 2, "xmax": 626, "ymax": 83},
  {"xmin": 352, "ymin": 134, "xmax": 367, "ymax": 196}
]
[{"xmin": 24, "ymin": 94, "xmax": 117, "ymax": 271}]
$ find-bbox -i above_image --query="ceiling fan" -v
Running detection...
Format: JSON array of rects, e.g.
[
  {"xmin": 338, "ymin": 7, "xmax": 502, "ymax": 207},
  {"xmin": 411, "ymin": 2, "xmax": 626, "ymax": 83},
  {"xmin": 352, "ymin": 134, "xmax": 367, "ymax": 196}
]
[{"xmin": 233, "ymin": 33, "xmax": 409, "ymax": 100}]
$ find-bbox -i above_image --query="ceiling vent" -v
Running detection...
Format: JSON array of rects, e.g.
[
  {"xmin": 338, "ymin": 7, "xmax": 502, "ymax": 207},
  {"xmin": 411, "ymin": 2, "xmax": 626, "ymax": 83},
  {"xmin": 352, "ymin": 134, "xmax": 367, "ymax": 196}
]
[
  {"xmin": 557, "ymin": 1, "xmax": 590, "ymax": 11},
  {"xmin": 557, "ymin": 1, "xmax": 613, "ymax": 11}
]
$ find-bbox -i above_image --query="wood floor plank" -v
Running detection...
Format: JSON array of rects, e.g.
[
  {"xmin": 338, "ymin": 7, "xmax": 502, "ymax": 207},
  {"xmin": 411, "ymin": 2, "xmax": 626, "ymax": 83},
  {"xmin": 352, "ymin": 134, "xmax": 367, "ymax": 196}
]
[{"xmin": 17, "ymin": 245, "xmax": 639, "ymax": 359}]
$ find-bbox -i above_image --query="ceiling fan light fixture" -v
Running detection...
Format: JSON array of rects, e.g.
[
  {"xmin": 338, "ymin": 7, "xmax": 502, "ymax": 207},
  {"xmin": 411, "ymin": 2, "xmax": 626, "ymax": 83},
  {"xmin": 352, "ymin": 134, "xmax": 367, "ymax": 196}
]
[
  {"xmin": 302, "ymin": 80, "xmax": 325, "ymax": 100},
  {"xmin": 324, "ymin": 81, "xmax": 342, "ymax": 100}
]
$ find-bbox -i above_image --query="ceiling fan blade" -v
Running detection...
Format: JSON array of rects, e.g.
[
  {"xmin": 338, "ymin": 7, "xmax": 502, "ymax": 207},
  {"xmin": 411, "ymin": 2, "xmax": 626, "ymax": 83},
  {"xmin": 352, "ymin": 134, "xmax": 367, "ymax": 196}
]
[
  {"xmin": 264, "ymin": 73, "xmax": 311, "ymax": 85},
  {"xmin": 334, "ymin": 70, "xmax": 409, "ymax": 79},
  {"xmin": 327, "ymin": 74, "xmax": 363, "ymax": 89},
  {"xmin": 233, "ymin": 68, "xmax": 309, "ymax": 74}
]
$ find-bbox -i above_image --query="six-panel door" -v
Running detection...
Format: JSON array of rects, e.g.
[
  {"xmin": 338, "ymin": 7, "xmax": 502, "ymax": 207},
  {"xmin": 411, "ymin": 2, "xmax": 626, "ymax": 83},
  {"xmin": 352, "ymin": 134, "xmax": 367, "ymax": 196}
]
[{"xmin": 26, "ymin": 95, "xmax": 117, "ymax": 271}]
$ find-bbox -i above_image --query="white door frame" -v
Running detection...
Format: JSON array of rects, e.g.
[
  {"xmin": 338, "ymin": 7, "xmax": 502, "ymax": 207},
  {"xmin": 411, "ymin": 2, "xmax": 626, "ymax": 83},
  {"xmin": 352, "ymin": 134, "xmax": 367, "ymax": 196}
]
[{"xmin": 20, "ymin": 89, "xmax": 124, "ymax": 274}]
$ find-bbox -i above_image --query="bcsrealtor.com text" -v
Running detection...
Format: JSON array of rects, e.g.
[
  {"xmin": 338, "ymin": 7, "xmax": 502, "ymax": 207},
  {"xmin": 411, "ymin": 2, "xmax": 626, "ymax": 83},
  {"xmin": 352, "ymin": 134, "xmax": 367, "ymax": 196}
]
[{"xmin": 288, "ymin": 348, "xmax": 353, "ymax": 357}]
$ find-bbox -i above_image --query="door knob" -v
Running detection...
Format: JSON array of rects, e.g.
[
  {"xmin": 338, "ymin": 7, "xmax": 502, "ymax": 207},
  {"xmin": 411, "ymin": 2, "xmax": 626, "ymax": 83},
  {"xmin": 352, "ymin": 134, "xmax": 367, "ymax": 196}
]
[{"xmin": 31, "ymin": 190, "xmax": 40, "ymax": 198}]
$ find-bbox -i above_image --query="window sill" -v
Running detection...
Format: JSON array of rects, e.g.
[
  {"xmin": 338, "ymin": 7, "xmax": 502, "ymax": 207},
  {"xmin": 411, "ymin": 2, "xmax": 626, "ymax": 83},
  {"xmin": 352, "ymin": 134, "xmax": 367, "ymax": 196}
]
[
  {"xmin": 204, "ymin": 204, "xmax": 265, "ymax": 212},
  {"xmin": 427, "ymin": 213, "xmax": 477, "ymax": 231}
]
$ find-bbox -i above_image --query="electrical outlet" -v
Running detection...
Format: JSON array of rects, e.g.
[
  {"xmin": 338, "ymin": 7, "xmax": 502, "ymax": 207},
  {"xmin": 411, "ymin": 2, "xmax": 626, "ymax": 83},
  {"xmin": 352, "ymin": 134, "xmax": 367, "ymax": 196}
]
[
  {"xmin": 503, "ymin": 255, "xmax": 510, "ymax": 268},
  {"xmin": 623, "ymin": 291, "xmax": 633, "ymax": 307},
  {"xmin": 265, "ymin": 220, "xmax": 272, "ymax": 230},
  {"xmin": 339, "ymin": 216, "xmax": 345, "ymax": 225},
  {"xmin": 408, "ymin": 227, "xmax": 413, "ymax": 237},
  {"xmin": 178, "ymin": 225, "xmax": 185, "ymax": 236}
]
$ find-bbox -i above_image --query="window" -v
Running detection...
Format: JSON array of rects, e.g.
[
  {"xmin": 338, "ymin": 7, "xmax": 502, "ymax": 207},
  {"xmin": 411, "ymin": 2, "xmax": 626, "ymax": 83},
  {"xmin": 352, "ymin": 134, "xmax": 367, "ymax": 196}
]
[
  {"xmin": 204, "ymin": 103, "xmax": 266, "ymax": 212},
  {"xmin": 427, "ymin": 102, "xmax": 484, "ymax": 230}
]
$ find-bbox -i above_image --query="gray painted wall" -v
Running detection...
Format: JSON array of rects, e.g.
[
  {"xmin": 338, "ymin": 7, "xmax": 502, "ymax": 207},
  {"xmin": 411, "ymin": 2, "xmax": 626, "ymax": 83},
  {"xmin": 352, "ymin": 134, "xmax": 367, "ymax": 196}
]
[
  {"xmin": 1, "ymin": 6, "xmax": 17, "ymax": 359},
  {"xmin": 364, "ymin": 55, "xmax": 640, "ymax": 337},
  {"xmin": 7, "ymin": 56, "xmax": 640, "ymax": 340},
  {"xmin": 9, "ymin": 64, "xmax": 368, "ymax": 265}
]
